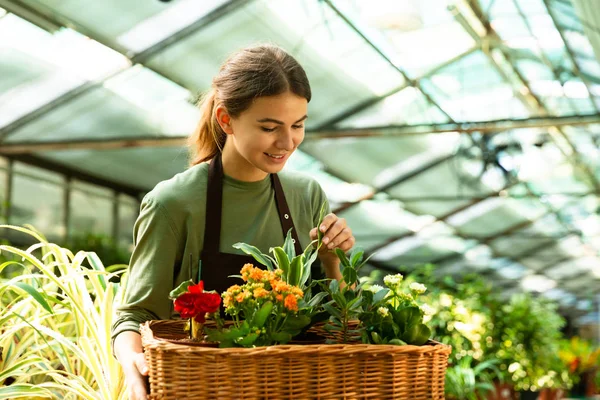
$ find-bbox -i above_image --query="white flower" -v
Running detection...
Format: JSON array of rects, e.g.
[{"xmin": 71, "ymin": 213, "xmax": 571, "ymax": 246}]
[
  {"xmin": 409, "ymin": 282, "xmax": 427, "ymax": 294},
  {"xmin": 383, "ymin": 273, "xmax": 403, "ymax": 288},
  {"xmin": 439, "ymin": 293, "xmax": 453, "ymax": 308},
  {"xmin": 377, "ymin": 306, "xmax": 389, "ymax": 317},
  {"xmin": 366, "ymin": 284, "xmax": 385, "ymax": 293},
  {"xmin": 420, "ymin": 304, "xmax": 435, "ymax": 316}
]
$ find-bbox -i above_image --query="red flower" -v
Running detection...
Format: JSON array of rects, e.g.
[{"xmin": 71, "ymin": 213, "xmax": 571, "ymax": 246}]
[{"xmin": 173, "ymin": 280, "xmax": 221, "ymax": 323}]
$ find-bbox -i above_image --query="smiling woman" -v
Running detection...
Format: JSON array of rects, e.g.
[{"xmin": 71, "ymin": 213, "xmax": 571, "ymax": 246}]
[{"xmin": 110, "ymin": 43, "xmax": 355, "ymax": 400}]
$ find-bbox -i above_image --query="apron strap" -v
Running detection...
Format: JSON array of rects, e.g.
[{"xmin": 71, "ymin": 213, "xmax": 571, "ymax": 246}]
[
  {"xmin": 203, "ymin": 152, "xmax": 304, "ymax": 257},
  {"xmin": 203, "ymin": 153, "xmax": 223, "ymax": 254},
  {"xmin": 271, "ymin": 174, "xmax": 303, "ymax": 256}
]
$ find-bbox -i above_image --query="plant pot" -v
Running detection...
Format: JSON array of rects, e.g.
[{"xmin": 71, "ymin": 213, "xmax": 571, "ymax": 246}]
[
  {"xmin": 570, "ymin": 368, "xmax": 598, "ymax": 397},
  {"xmin": 539, "ymin": 388, "xmax": 564, "ymax": 400}
]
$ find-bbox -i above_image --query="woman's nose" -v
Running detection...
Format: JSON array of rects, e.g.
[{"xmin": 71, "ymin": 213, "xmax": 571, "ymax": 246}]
[{"xmin": 275, "ymin": 129, "xmax": 295, "ymax": 150}]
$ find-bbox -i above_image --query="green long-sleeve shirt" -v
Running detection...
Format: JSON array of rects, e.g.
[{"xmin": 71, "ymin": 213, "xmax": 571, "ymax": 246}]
[{"xmin": 111, "ymin": 162, "xmax": 328, "ymax": 341}]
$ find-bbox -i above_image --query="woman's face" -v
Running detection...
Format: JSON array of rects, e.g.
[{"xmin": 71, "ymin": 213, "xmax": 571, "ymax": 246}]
[{"xmin": 223, "ymin": 91, "xmax": 308, "ymax": 180}]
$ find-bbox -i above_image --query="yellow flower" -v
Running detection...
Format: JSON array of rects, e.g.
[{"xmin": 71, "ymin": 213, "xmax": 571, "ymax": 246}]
[
  {"xmin": 284, "ymin": 294, "xmax": 298, "ymax": 312},
  {"xmin": 291, "ymin": 287, "xmax": 303, "ymax": 297}
]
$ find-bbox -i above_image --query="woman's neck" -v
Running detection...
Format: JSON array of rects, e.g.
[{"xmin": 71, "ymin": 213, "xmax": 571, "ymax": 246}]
[{"xmin": 221, "ymin": 142, "xmax": 269, "ymax": 182}]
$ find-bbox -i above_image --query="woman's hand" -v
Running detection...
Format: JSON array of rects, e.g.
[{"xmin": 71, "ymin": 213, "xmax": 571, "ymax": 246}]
[
  {"xmin": 114, "ymin": 331, "xmax": 149, "ymax": 400},
  {"xmin": 309, "ymin": 213, "xmax": 354, "ymax": 279}
]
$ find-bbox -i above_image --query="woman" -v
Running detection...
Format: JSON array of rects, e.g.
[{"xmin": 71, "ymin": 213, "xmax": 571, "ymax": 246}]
[{"xmin": 111, "ymin": 44, "xmax": 355, "ymax": 400}]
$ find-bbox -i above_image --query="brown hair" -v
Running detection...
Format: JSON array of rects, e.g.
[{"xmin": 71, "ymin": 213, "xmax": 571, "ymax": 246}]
[{"xmin": 188, "ymin": 44, "xmax": 312, "ymax": 166}]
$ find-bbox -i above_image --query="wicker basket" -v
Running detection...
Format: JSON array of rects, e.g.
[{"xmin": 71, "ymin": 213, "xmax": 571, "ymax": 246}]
[{"xmin": 141, "ymin": 320, "xmax": 452, "ymax": 400}]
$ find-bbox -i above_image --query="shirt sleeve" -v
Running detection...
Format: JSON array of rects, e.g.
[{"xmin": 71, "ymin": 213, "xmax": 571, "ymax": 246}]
[{"xmin": 111, "ymin": 195, "xmax": 181, "ymax": 341}]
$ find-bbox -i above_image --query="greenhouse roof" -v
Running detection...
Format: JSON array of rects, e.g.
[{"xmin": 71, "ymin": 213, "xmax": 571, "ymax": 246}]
[{"xmin": 1, "ymin": 0, "xmax": 600, "ymax": 316}]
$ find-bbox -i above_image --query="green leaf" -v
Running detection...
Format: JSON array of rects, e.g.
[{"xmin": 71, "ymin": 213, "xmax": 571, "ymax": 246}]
[
  {"xmin": 388, "ymin": 338, "xmax": 407, "ymax": 346},
  {"xmin": 328, "ymin": 278, "xmax": 339, "ymax": 293},
  {"xmin": 350, "ymin": 248, "xmax": 364, "ymax": 267},
  {"xmin": 342, "ymin": 266, "xmax": 358, "ymax": 287},
  {"xmin": 272, "ymin": 247, "xmax": 290, "ymax": 278},
  {"xmin": 307, "ymin": 292, "xmax": 328, "ymax": 308},
  {"xmin": 283, "ymin": 314, "xmax": 311, "ymax": 330},
  {"xmin": 300, "ymin": 244, "xmax": 319, "ymax": 288},
  {"xmin": 270, "ymin": 332, "xmax": 292, "ymax": 344},
  {"xmin": 316, "ymin": 202, "xmax": 328, "ymax": 248},
  {"xmin": 288, "ymin": 255, "xmax": 303, "ymax": 286},
  {"xmin": 235, "ymin": 332, "xmax": 259, "ymax": 346},
  {"xmin": 373, "ymin": 288, "xmax": 390, "ymax": 303},
  {"xmin": 0, "ymin": 384, "xmax": 53, "ymax": 398},
  {"xmin": 168, "ymin": 279, "xmax": 194, "ymax": 299},
  {"xmin": 334, "ymin": 248, "xmax": 350, "ymax": 268},
  {"xmin": 13, "ymin": 282, "xmax": 54, "ymax": 314},
  {"xmin": 283, "ymin": 228, "xmax": 296, "ymax": 260},
  {"xmin": 332, "ymin": 291, "xmax": 346, "ymax": 307},
  {"xmin": 251, "ymin": 301, "xmax": 273, "ymax": 329},
  {"xmin": 371, "ymin": 331, "xmax": 382, "ymax": 344},
  {"xmin": 85, "ymin": 251, "xmax": 107, "ymax": 291},
  {"xmin": 232, "ymin": 243, "xmax": 274, "ymax": 270},
  {"xmin": 323, "ymin": 303, "xmax": 342, "ymax": 319}
]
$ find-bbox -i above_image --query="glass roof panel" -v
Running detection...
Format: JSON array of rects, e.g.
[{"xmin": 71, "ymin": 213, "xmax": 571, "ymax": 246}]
[
  {"xmin": 5, "ymin": 66, "xmax": 199, "ymax": 142},
  {"xmin": 144, "ymin": 0, "xmax": 405, "ymax": 128},
  {"xmin": 373, "ymin": 221, "xmax": 470, "ymax": 266},
  {"xmin": 17, "ymin": 0, "xmax": 223, "ymax": 52},
  {"xmin": 300, "ymin": 133, "xmax": 460, "ymax": 186},
  {"xmin": 447, "ymin": 197, "xmax": 546, "ymax": 238},
  {"xmin": 0, "ymin": 15, "xmax": 129, "ymax": 129},
  {"xmin": 39, "ymin": 147, "xmax": 188, "ymax": 190},
  {"xmin": 519, "ymin": 235, "xmax": 586, "ymax": 270},
  {"xmin": 330, "ymin": 0, "xmax": 476, "ymax": 78},
  {"xmin": 420, "ymin": 51, "xmax": 531, "ymax": 122},
  {"xmin": 387, "ymin": 157, "xmax": 503, "ymax": 218},
  {"xmin": 335, "ymin": 87, "xmax": 449, "ymax": 128},
  {"xmin": 336, "ymin": 200, "xmax": 417, "ymax": 251}
]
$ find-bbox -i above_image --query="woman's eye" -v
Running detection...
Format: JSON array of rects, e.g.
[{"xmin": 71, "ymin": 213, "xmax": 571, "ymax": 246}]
[
  {"xmin": 261, "ymin": 127, "xmax": 277, "ymax": 132},
  {"xmin": 292, "ymin": 125, "xmax": 304, "ymax": 129}
]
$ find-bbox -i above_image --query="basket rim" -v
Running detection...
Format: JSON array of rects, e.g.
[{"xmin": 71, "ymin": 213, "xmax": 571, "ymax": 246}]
[{"xmin": 141, "ymin": 320, "xmax": 452, "ymax": 356}]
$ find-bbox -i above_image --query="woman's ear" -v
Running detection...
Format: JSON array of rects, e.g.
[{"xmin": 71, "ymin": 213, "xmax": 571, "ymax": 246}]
[{"xmin": 215, "ymin": 105, "xmax": 234, "ymax": 135}]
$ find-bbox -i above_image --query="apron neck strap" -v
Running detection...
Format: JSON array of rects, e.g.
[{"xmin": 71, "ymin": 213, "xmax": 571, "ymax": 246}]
[{"xmin": 203, "ymin": 153, "xmax": 303, "ymax": 256}]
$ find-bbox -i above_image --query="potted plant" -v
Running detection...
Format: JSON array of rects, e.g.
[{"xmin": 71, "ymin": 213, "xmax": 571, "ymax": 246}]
[
  {"xmin": 559, "ymin": 336, "xmax": 600, "ymax": 397},
  {"xmin": 140, "ymin": 231, "xmax": 452, "ymax": 399},
  {"xmin": 483, "ymin": 293, "xmax": 567, "ymax": 396},
  {"xmin": 444, "ymin": 356, "xmax": 500, "ymax": 400}
]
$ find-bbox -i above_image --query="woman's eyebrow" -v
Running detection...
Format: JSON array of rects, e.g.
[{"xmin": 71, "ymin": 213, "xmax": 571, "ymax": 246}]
[{"xmin": 256, "ymin": 115, "xmax": 308, "ymax": 124}]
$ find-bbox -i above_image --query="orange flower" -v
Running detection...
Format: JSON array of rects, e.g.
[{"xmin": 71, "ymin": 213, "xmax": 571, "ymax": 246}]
[
  {"xmin": 284, "ymin": 294, "xmax": 298, "ymax": 312},
  {"xmin": 240, "ymin": 264, "xmax": 254, "ymax": 281},
  {"xmin": 226, "ymin": 285, "xmax": 241, "ymax": 294},
  {"xmin": 253, "ymin": 288, "xmax": 269, "ymax": 298},
  {"xmin": 273, "ymin": 281, "xmax": 290, "ymax": 293},
  {"xmin": 249, "ymin": 268, "xmax": 265, "ymax": 281},
  {"xmin": 236, "ymin": 293, "xmax": 246, "ymax": 303},
  {"xmin": 276, "ymin": 294, "xmax": 283, "ymax": 302}
]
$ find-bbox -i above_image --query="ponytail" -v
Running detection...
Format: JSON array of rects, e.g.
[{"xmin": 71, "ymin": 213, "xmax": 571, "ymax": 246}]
[{"xmin": 188, "ymin": 89, "xmax": 227, "ymax": 166}]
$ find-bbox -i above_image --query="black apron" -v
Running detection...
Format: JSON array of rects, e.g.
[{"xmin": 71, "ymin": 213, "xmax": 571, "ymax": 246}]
[{"xmin": 199, "ymin": 153, "xmax": 304, "ymax": 295}]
